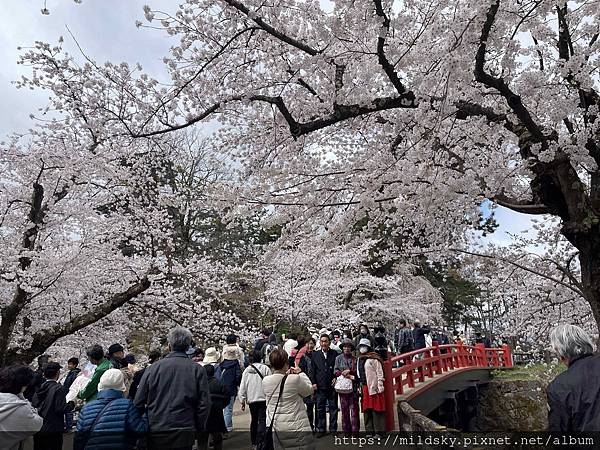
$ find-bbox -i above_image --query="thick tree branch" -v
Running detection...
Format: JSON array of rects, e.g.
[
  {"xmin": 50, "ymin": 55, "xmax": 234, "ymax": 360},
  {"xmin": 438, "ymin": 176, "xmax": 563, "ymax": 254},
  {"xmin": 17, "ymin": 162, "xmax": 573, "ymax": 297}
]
[
  {"xmin": 373, "ymin": 0, "xmax": 407, "ymax": 95},
  {"xmin": 5, "ymin": 277, "xmax": 151, "ymax": 364},
  {"xmin": 492, "ymin": 193, "xmax": 550, "ymax": 214},
  {"xmin": 132, "ymin": 93, "xmax": 417, "ymax": 139},
  {"xmin": 475, "ymin": 0, "xmax": 546, "ymax": 148}
]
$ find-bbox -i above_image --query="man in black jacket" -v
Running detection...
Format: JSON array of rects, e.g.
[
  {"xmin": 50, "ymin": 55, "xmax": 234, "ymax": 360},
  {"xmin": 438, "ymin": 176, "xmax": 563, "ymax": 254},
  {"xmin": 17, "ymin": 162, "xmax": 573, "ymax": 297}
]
[
  {"xmin": 547, "ymin": 324, "xmax": 600, "ymax": 432},
  {"xmin": 310, "ymin": 334, "xmax": 338, "ymax": 437},
  {"xmin": 32, "ymin": 362, "xmax": 74, "ymax": 450},
  {"xmin": 412, "ymin": 320, "xmax": 430, "ymax": 350},
  {"xmin": 135, "ymin": 326, "xmax": 211, "ymax": 450}
]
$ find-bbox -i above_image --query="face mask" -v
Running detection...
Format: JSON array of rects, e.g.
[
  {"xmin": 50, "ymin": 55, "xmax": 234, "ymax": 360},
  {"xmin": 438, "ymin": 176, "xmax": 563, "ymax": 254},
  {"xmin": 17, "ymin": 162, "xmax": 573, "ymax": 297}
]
[
  {"xmin": 361, "ymin": 330, "xmax": 367, "ymax": 335},
  {"xmin": 359, "ymin": 347, "xmax": 368, "ymax": 354}
]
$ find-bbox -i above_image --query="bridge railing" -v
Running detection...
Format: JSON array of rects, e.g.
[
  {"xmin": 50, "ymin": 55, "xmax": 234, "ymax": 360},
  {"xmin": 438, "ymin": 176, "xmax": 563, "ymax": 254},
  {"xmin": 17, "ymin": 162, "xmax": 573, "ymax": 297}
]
[{"xmin": 382, "ymin": 342, "xmax": 512, "ymax": 431}]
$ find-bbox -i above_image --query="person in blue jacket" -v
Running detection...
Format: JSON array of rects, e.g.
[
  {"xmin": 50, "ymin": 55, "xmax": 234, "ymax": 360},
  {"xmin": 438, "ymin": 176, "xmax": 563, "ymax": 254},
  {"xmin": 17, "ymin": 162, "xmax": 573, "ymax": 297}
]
[{"xmin": 74, "ymin": 368, "xmax": 148, "ymax": 450}]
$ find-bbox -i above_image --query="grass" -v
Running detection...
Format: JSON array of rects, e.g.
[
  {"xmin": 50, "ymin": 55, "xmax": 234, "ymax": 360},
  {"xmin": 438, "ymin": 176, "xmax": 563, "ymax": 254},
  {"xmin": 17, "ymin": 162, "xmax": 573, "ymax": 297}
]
[{"xmin": 491, "ymin": 362, "xmax": 566, "ymax": 382}]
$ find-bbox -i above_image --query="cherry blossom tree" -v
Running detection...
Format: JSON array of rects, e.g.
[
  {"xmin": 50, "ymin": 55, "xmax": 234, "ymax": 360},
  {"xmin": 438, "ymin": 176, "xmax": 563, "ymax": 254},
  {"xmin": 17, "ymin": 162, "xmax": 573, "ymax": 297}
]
[
  {"xmin": 14, "ymin": 0, "xmax": 600, "ymax": 343},
  {"xmin": 256, "ymin": 235, "xmax": 442, "ymax": 329}
]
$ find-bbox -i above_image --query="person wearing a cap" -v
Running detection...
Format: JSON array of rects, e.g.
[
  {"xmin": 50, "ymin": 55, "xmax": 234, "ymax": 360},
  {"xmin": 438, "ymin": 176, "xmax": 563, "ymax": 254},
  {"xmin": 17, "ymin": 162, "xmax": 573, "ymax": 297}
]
[
  {"xmin": 108, "ymin": 343, "xmax": 126, "ymax": 369},
  {"xmin": 334, "ymin": 339, "xmax": 360, "ymax": 435},
  {"xmin": 78, "ymin": 344, "xmax": 111, "ymax": 403},
  {"xmin": 74, "ymin": 369, "xmax": 148, "ymax": 450},
  {"xmin": 356, "ymin": 339, "xmax": 386, "ymax": 438},
  {"xmin": 31, "ymin": 362, "xmax": 74, "ymax": 450}
]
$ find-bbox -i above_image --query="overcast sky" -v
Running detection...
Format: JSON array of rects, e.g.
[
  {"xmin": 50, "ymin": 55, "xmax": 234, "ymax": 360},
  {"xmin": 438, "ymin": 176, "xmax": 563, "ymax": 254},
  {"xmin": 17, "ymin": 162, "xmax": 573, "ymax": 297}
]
[{"xmin": 0, "ymin": 1, "xmax": 539, "ymax": 248}]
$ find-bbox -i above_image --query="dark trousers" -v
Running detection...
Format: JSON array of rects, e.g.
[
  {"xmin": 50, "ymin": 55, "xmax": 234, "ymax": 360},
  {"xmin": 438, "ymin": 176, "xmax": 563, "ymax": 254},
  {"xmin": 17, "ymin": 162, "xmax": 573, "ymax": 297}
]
[
  {"xmin": 315, "ymin": 389, "xmax": 338, "ymax": 433},
  {"xmin": 34, "ymin": 432, "xmax": 63, "ymax": 450},
  {"xmin": 304, "ymin": 395, "xmax": 316, "ymax": 430},
  {"xmin": 249, "ymin": 401, "xmax": 267, "ymax": 446},
  {"xmin": 364, "ymin": 410, "xmax": 386, "ymax": 435},
  {"xmin": 197, "ymin": 432, "xmax": 223, "ymax": 450}
]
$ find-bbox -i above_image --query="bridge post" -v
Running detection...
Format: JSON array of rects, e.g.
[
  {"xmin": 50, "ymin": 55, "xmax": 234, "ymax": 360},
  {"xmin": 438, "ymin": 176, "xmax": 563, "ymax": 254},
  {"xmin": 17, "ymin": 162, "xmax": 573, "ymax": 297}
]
[
  {"xmin": 475, "ymin": 343, "xmax": 486, "ymax": 367},
  {"xmin": 383, "ymin": 359, "xmax": 396, "ymax": 431},
  {"xmin": 432, "ymin": 342, "xmax": 442, "ymax": 375},
  {"xmin": 502, "ymin": 344, "xmax": 513, "ymax": 368},
  {"xmin": 457, "ymin": 341, "xmax": 465, "ymax": 368}
]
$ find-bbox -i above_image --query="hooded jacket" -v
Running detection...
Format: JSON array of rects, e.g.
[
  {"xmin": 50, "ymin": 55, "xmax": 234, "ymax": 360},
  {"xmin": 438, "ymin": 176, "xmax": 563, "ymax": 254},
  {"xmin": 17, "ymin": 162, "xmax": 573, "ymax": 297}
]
[
  {"xmin": 239, "ymin": 363, "xmax": 271, "ymax": 404},
  {"xmin": 216, "ymin": 359, "xmax": 242, "ymax": 398},
  {"xmin": 32, "ymin": 379, "xmax": 73, "ymax": 433},
  {"xmin": 0, "ymin": 392, "xmax": 43, "ymax": 450}
]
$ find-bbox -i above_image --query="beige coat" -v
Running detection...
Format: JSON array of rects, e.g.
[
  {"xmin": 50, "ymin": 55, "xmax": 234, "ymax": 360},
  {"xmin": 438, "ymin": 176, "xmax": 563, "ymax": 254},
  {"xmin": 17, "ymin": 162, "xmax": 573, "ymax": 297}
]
[
  {"xmin": 262, "ymin": 372, "xmax": 315, "ymax": 450},
  {"xmin": 364, "ymin": 358, "xmax": 385, "ymax": 396}
]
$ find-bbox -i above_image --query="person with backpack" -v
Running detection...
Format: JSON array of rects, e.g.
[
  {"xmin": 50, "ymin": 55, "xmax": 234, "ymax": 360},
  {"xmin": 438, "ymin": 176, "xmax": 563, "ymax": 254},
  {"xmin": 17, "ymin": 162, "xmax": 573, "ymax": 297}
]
[
  {"xmin": 32, "ymin": 362, "xmax": 74, "ymax": 450},
  {"xmin": 197, "ymin": 364, "xmax": 229, "ymax": 450},
  {"xmin": 75, "ymin": 369, "xmax": 148, "ymax": 450},
  {"xmin": 222, "ymin": 334, "xmax": 245, "ymax": 370},
  {"xmin": 239, "ymin": 350, "xmax": 271, "ymax": 450},
  {"xmin": 262, "ymin": 348, "xmax": 315, "ymax": 450},
  {"xmin": 216, "ymin": 346, "xmax": 242, "ymax": 434}
]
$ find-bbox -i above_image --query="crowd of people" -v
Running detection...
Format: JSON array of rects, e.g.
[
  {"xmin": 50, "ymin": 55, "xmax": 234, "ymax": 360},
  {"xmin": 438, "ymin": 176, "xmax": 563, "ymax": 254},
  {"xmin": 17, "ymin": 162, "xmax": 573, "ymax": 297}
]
[{"xmin": 0, "ymin": 321, "xmax": 597, "ymax": 450}]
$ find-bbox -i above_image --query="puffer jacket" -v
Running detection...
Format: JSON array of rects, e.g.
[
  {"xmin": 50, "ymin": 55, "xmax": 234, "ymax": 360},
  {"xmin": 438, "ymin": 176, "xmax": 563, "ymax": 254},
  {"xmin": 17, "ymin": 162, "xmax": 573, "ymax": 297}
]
[
  {"xmin": 74, "ymin": 389, "xmax": 148, "ymax": 450},
  {"xmin": 239, "ymin": 363, "xmax": 271, "ymax": 404},
  {"xmin": 0, "ymin": 393, "xmax": 43, "ymax": 450},
  {"xmin": 262, "ymin": 373, "xmax": 315, "ymax": 450}
]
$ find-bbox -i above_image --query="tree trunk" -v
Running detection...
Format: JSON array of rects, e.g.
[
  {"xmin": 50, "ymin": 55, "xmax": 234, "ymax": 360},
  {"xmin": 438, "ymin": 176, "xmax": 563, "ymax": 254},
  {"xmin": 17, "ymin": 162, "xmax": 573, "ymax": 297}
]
[
  {"xmin": 0, "ymin": 277, "xmax": 150, "ymax": 367},
  {"xmin": 576, "ymin": 233, "xmax": 600, "ymax": 331}
]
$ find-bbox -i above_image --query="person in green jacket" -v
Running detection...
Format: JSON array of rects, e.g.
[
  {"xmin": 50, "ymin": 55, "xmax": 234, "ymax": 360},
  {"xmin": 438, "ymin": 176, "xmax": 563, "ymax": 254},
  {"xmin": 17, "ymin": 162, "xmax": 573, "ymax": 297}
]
[{"xmin": 78, "ymin": 345, "xmax": 110, "ymax": 403}]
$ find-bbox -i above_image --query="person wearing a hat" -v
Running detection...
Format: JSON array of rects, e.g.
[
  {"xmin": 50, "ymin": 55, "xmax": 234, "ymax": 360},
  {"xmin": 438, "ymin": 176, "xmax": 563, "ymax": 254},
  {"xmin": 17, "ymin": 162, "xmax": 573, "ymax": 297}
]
[
  {"xmin": 32, "ymin": 362, "xmax": 74, "ymax": 450},
  {"xmin": 356, "ymin": 339, "xmax": 386, "ymax": 438},
  {"xmin": 79, "ymin": 345, "xmax": 111, "ymax": 403},
  {"xmin": 334, "ymin": 339, "xmax": 359, "ymax": 435},
  {"xmin": 75, "ymin": 369, "xmax": 148, "ymax": 450},
  {"xmin": 108, "ymin": 343, "xmax": 126, "ymax": 369},
  {"xmin": 216, "ymin": 344, "xmax": 243, "ymax": 433},
  {"xmin": 203, "ymin": 347, "xmax": 220, "ymax": 366}
]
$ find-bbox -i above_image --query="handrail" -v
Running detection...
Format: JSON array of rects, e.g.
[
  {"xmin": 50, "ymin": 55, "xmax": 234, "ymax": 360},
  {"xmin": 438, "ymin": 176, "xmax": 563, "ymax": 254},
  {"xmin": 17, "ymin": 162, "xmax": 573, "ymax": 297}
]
[{"xmin": 382, "ymin": 342, "xmax": 512, "ymax": 431}]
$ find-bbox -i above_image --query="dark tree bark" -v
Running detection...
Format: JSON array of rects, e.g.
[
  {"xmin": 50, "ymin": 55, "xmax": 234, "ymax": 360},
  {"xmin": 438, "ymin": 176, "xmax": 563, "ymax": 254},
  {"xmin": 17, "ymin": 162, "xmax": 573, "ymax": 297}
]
[{"xmin": 0, "ymin": 177, "xmax": 151, "ymax": 367}]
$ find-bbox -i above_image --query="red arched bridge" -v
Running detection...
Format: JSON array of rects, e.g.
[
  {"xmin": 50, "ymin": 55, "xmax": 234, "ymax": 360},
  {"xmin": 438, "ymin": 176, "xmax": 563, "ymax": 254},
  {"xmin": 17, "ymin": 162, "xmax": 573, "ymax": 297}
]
[{"xmin": 382, "ymin": 343, "xmax": 513, "ymax": 430}]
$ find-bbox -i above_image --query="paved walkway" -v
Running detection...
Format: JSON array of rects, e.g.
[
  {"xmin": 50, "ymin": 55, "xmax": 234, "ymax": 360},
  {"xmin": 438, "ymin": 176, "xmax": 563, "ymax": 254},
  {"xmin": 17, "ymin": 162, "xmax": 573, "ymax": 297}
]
[{"xmin": 30, "ymin": 398, "xmax": 380, "ymax": 450}]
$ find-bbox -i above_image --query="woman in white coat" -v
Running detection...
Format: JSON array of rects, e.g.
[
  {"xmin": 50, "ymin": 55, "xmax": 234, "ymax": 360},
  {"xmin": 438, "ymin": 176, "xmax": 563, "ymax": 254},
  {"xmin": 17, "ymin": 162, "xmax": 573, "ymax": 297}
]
[{"xmin": 262, "ymin": 348, "xmax": 315, "ymax": 450}]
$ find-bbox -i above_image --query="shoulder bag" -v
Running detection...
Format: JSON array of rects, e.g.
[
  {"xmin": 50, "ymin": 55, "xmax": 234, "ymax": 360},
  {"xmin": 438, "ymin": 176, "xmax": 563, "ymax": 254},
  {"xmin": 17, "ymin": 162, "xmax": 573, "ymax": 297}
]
[{"xmin": 257, "ymin": 374, "xmax": 288, "ymax": 450}]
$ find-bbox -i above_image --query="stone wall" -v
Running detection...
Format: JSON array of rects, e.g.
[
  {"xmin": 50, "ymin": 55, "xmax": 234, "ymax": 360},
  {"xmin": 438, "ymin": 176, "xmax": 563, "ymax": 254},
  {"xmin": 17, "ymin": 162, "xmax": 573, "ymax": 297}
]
[
  {"xmin": 473, "ymin": 379, "xmax": 548, "ymax": 431},
  {"xmin": 397, "ymin": 400, "xmax": 448, "ymax": 432}
]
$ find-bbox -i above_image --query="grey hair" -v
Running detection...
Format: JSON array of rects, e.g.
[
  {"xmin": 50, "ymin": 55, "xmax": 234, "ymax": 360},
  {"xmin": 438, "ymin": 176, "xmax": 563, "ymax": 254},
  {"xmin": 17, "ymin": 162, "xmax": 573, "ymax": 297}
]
[
  {"xmin": 549, "ymin": 324, "xmax": 594, "ymax": 361},
  {"xmin": 167, "ymin": 326, "xmax": 193, "ymax": 352}
]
